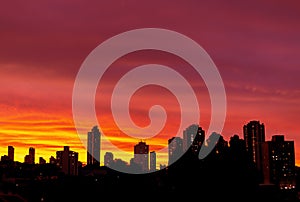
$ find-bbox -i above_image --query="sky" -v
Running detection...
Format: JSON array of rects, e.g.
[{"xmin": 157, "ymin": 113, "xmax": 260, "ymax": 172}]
[{"xmin": 0, "ymin": 0, "xmax": 300, "ymax": 167}]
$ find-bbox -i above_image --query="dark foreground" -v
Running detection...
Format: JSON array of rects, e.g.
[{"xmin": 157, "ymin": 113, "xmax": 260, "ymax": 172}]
[{"xmin": 1, "ymin": 150, "xmax": 299, "ymax": 201}]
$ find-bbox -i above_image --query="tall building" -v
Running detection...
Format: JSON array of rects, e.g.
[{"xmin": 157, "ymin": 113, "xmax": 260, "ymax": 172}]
[
  {"xmin": 183, "ymin": 124, "xmax": 205, "ymax": 155},
  {"xmin": 133, "ymin": 141, "xmax": 149, "ymax": 172},
  {"xmin": 29, "ymin": 147, "xmax": 35, "ymax": 164},
  {"xmin": 149, "ymin": 151, "xmax": 156, "ymax": 172},
  {"xmin": 243, "ymin": 120, "xmax": 265, "ymax": 171},
  {"xmin": 87, "ymin": 126, "xmax": 101, "ymax": 166},
  {"xmin": 56, "ymin": 146, "xmax": 79, "ymax": 175},
  {"xmin": 104, "ymin": 152, "xmax": 114, "ymax": 167},
  {"xmin": 262, "ymin": 135, "xmax": 296, "ymax": 189},
  {"xmin": 8, "ymin": 146, "xmax": 14, "ymax": 162},
  {"xmin": 24, "ymin": 147, "xmax": 35, "ymax": 164},
  {"xmin": 168, "ymin": 137, "xmax": 183, "ymax": 165}
]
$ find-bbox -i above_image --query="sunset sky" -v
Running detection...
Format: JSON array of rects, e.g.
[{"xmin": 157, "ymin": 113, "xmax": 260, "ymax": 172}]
[{"xmin": 1, "ymin": 0, "xmax": 300, "ymax": 167}]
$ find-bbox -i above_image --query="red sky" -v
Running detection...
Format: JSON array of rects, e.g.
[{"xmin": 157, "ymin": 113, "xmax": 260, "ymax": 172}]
[{"xmin": 1, "ymin": 0, "xmax": 300, "ymax": 167}]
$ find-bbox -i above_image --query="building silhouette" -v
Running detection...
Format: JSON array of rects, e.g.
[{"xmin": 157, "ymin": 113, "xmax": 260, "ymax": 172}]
[
  {"xmin": 39, "ymin": 157, "xmax": 46, "ymax": 164},
  {"xmin": 229, "ymin": 135, "xmax": 246, "ymax": 152},
  {"xmin": 49, "ymin": 156, "xmax": 56, "ymax": 164},
  {"xmin": 214, "ymin": 134, "xmax": 229, "ymax": 155},
  {"xmin": 0, "ymin": 155, "xmax": 9, "ymax": 162},
  {"xmin": 104, "ymin": 152, "xmax": 114, "ymax": 167},
  {"xmin": 87, "ymin": 126, "xmax": 101, "ymax": 166},
  {"xmin": 133, "ymin": 141, "xmax": 149, "ymax": 172},
  {"xmin": 243, "ymin": 120, "xmax": 265, "ymax": 172},
  {"xmin": 29, "ymin": 147, "xmax": 35, "ymax": 163},
  {"xmin": 149, "ymin": 151, "xmax": 156, "ymax": 172},
  {"xmin": 8, "ymin": 146, "xmax": 14, "ymax": 162},
  {"xmin": 168, "ymin": 137, "xmax": 183, "ymax": 165},
  {"xmin": 24, "ymin": 147, "xmax": 35, "ymax": 164},
  {"xmin": 183, "ymin": 124, "xmax": 205, "ymax": 155},
  {"xmin": 0, "ymin": 123, "xmax": 297, "ymax": 200},
  {"xmin": 262, "ymin": 135, "xmax": 296, "ymax": 189},
  {"xmin": 229, "ymin": 134, "xmax": 247, "ymax": 162},
  {"xmin": 56, "ymin": 146, "xmax": 79, "ymax": 175}
]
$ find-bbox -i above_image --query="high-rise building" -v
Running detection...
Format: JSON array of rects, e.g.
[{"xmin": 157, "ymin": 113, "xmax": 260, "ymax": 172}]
[
  {"xmin": 168, "ymin": 137, "xmax": 183, "ymax": 165},
  {"xmin": 29, "ymin": 147, "xmax": 35, "ymax": 164},
  {"xmin": 262, "ymin": 135, "xmax": 296, "ymax": 189},
  {"xmin": 87, "ymin": 126, "xmax": 101, "ymax": 166},
  {"xmin": 24, "ymin": 147, "xmax": 35, "ymax": 164},
  {"xmin": 243, "ymin": 120, "xmax": 265, "ymax": 171},
  {"xmin": 133, "ymin": 141, "xmax": 149, "ymax": 172},
  {"xmin": 56, "ymin": 146, "xmax": 79, "ymax": 175},
  {"xmin": 183, "ymin": 124, "xmax": 205, "ymax": 155},
  {"xmin": 104, "ymin": 152, "xmax": 114, "ymax": 167},
  {"xmin": 149, "ymin": 151, "xmax": 156, "ymax": 172},
  {"xmin": 8, "ymin": 146, "xmax": 14, "ymax": 162}
]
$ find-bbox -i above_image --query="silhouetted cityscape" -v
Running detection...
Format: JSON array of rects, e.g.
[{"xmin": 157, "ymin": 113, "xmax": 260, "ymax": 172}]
[{"xmin": 0, "ymin": 120, "xmax": 299, "ymax": 201}]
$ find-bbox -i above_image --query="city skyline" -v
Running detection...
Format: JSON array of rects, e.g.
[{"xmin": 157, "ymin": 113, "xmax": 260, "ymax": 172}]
[
  {"xmin": 0, "ymin": 120, "xmax": 297, "ymax": 171},
  {"xmin": 0, "ymin": 127, "xmax": 297, "ymax": 201},
  {"xmin": 0, "ymin": 121, "xmax": 297, "ymax": 194}
]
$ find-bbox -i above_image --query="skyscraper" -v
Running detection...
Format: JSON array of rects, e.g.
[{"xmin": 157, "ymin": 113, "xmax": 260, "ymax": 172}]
[
  {"xmin": 243, "ymin": 120, "xmax": 265, "ymax": 171},
  {"xmin": 262, "ymin": 135, "xmax": 295, "ymax": 189},
  {"xmin": 183, "ymin": 124, "xmax": 205, "ymax": 155},
  {"xmin": 25, "ymin": 147, "xmax": 35, "ymax": 164},
  {"xmin": 168, "ymin": 137, "xmax": 183, "ymax": 165},
  {"xmin": 149, "ymin": 151, "xmax": 156, "ymax": 172},
  {"xmin": 8, "ymin": 146, "xmax": 14, "ymax": 162},
  {"xmin": 87, "ymin": 125, "xmax": 101, "ymax": 166},
  {"xmin": 56, "ymin": 146, "xmax": 79, "ymax": 175},
  {"xmin": 133, "ymin": 141, "xmax": 149, "ymax": 172},
  {"xmin": 29, "ymin": 147, "xmax": 35, "ymax": 164}
]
